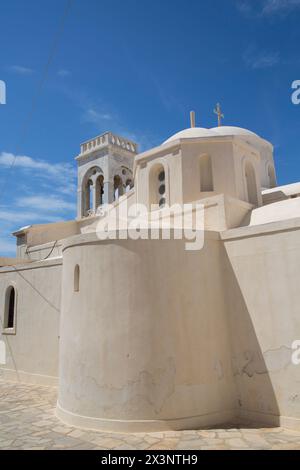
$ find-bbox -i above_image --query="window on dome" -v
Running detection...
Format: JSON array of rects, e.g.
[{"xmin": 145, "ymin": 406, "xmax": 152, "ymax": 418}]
[{"xmin": 149, "ymin": 164, "xmax": 167, "ymax": 209}]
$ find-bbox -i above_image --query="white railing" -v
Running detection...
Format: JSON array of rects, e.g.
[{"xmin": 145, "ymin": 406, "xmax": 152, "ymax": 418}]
[{"xmin": 80, "ymin": 132, "xmax": 137, "ymax": 155}]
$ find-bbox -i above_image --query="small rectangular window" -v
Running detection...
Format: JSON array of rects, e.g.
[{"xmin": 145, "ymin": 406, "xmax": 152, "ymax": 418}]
[
  {"xmin": 3, "ymin": 286, "xmax": 17, "ymax": 335},
  {"xmin": 74, "ymin": 265, "xmax": 80, "ymax": 292}
]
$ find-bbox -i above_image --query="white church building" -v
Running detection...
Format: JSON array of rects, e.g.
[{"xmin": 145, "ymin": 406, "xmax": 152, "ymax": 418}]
[{"xmin": 0, "ymin": 119, "xmax": 300, "ymax": 432}]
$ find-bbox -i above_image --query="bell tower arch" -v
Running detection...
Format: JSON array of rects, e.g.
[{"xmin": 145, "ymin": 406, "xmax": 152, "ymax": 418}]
[{"xmin": 76, "ymin": 132, "xmax": 137, "ymax": 218}]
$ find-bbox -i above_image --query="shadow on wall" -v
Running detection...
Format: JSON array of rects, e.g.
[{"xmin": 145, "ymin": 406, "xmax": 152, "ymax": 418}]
[{"xmin": 222, "ymin": 246, "xmax": 280, "ymax": 427}]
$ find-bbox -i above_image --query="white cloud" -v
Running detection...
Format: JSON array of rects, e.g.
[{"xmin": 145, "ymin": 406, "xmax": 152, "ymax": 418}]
[
  {"xmin": 263, "ymin": 0, "xmax": 300, "ymax": 14},
  {"xmin": 0, "ymin": 152, "xmax": 76, "ymax": 192},
  {"xmin": 237, "ymin": 0, "xmax": 300, "ymax": 16},
  {"xmin": 8, "ymin": 65, "xmax": 34, "ymax": 75},
  {"xmin": 54, "ymin": 84, "xmax": 113, "ymax": 127},
  {"xmin": 16, "ymin": 195, "xmax": 76, "ymax": 212},
  {"xmin": 236, "ymin": 0, "xmax": 254, "ymax": 15},
  {"xmin": 0, "ymin": 205, "xmax": 65, "ymax": 255},
  {"xmin": 243, "ymin": 47, "xmax": 280, "ymax": 69},
  {"xmin": 0, "ymin": 209, "xmax": 61, "ymax": 224},
  {"xmin": 82, "ymin": 108, "xmax": 113, "ymax": 125},
  {"xmin": 58, "ymin": 69, "xmax": 71, "ymax": 77},
  {"xmin": 55, "ymin": 82, "xmax": 156, "ymax": 151},
  {"xmin": 0, "ymin": 151, "xmax": 76, "ymax": 246},
  {"xmin": 0, "ymin": 151, "xmax": 77, "ymax": 255},
  {"xmin": 0, "ymin": 152, "xmax": 70, "ymax": 174}
]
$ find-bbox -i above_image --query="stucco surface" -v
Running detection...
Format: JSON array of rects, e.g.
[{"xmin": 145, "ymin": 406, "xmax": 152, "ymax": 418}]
[
  {"xmin": 58, "ymin": 232, "xmax": 236, "ymax": 431},
  {"xmin": 0, "ymin": 259, "xmax": 62, "ymax": 385},
  {"xmin": 222, "ymin": 221, "xmax": 300, "ymax": 429},
  {"xmin": 0, "ymin": 127, "xmax": 299, "ymax": 434}
]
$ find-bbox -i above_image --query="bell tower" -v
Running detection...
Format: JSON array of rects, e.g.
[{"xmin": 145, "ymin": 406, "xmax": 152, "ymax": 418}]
[{"xmin": 76, "ymin": 132, "xmax": 137, "ymax": 218}]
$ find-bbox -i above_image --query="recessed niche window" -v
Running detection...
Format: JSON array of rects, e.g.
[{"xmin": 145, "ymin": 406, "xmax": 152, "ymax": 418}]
[
  {"xmin": 74, "ymin": 265, "xmax": 80, "ymax": 293},
  {"xmin": 268, "ymin": 165, "xmax": 276, "ymax": 188},
  {"xmin": 245, "ymin": 161, "xmax": 258, "ymax": 206},
  {"xmin": 3, "ymin": 286, "xmax": 17, "ymax": 334},
  {"xmin": 200, "ymin": 155, "xmax": 213, "ymax": 192}
]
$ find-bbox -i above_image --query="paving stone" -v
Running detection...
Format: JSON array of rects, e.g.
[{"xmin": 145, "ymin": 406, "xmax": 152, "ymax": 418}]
[
  {"xmin": 0, "ymin": 440, "xmax": 15, "ymax": 448},
  {"xmin": 22, "ymin": 446, "xmax": 46, "ymax": 450},
  {"xmin": 1, "ymin": 380, "xmax": 300, "ymax": 450},
  {"xmin": 227, "ymin": 438, "xmax": 249, "ymax": 448},
  {"xmin": 52, "ymin": 425, "xmax": 71, "ymax": 434},
  {"xmin": 91, "ymin": 437, "xmax": 124, "ymax": 448},
  {"xmin": 218, "ymin": 432, "xmax": 241, "ymax": 438},
  {"xmin": 201, "ymin": 444, "xmax": 229, "ymax": 450},
  {"xmin": 34, "ymin": 420, "xmax": 54, "ymax": 428},
  {"xmin": 176, "ymin": 439, "xmax": 204, "ymax": 450},
  {"xmin": 116, "ymin": 443, "xmax": 141, "ymax": 450},
  {"xmin": 202, "ymin": 438, "xmax": 225, "ymax": 445},
  {"xmin": 143, "ymin": 436, "xmax": 161, "ymax": 444},
  {"xmin": 162, "ymin": 431, "xmax": 182, "ymax": 438},
  {"xmin": 67, "ymin": 429, "xmax": 85, "ymax": 439},
  {"xmin": 271, "ymin": 442, "xmax": 300, "ymax": 450},
  {"xmin": 197, "ymin": 431, "xmax": 216, "ymax": 438},
  {"xmin": 243, "ymin": 434, "xmax": 271, "ymax": 445},
  {"xmin": 69, "ymin": 442, "xmax": 95, "ymax": 450},
  {"xmin": 147, "ymin": 439, "xmax": 179, "ymax": 450},
  {"xmin": 147, "ymin": 432, "xmax": 165, "ymax": 438}
]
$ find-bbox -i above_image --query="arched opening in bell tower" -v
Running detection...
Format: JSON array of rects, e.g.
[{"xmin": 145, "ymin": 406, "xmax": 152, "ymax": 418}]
[
  {"xmin": 114, "ymin": 175, "xmax": 123, "ymax": 200},
  {"xmin": 95, "ymin": 174, "xmax": 104, "ymax": 208}
]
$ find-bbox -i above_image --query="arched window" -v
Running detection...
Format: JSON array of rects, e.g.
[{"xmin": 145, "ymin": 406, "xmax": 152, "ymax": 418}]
[
  {"xmin": 95, "ymin": 175, "xmax": 104, "ymax": 208},
  {"xmin": 268, "ymin": 165, "xmax": 276, "ymax": 188},
  {"xmin": 81, "ymin": 166, "xmax": 103, "ymax": 217},
  {"xmin": 3, "ymin": 286, "xmax": 16, "ymax": 333},
  {"xmin": 245, "ymin": 161, "xmax": 258, "ymax": 206},
  {"xmin": 125, "ymin": 178, "xmax": 133, "ymax": 192},
  {"xmin": 114, "ymin": 175, "xmax": 123, "ymax": 200},
  {"xmin": 149, "ymin": 164, "xmax": 166, "ymax": 209},
  {"xmin": 74, "ymin": 265, "xmax": 80, "ymax": 293},
  {"xmin": 200, "ymin": 155, "xmax": 213, "ymax": 192},
  {"xmin": 83, "ymin": 179, "xmax": 93, "ymax": 216}
]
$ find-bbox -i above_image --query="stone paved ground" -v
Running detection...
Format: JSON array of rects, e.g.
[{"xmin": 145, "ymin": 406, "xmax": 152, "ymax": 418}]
[{"xmin": 1, "ymin": 381, "xmax": 300, "ymax": 450}]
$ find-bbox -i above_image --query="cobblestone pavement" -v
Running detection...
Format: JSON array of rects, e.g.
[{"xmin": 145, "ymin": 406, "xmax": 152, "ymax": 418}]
[{"xmin": 1, "ymin": 381, "xmax": 300, "ymax": 450}]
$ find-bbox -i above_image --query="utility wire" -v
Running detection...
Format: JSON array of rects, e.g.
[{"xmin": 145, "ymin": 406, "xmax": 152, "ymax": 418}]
[
  {"xmin": 2, "ymin": 0, "xmax": 75, "ymax": 181},
  {"xmin": 0, "ymin": 0, "xmax": 75, "ymax": 258}
]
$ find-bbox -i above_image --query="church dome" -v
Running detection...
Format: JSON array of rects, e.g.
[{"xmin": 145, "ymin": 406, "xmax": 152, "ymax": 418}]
[
  {"xmin": 210, "ymin": 126, "xmax": 259, "ymax": 138},
  {"xmin": 163, "ymin": 127, "xmax": 218, "ymax": 144}
]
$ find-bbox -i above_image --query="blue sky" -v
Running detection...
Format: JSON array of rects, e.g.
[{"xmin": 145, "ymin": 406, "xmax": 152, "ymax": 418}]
[{"xmin": 0, "ymin": 0, "xmax": 300, "ymax": 255}]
